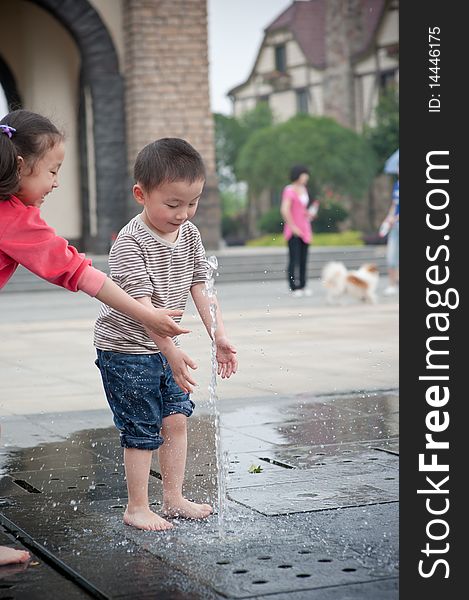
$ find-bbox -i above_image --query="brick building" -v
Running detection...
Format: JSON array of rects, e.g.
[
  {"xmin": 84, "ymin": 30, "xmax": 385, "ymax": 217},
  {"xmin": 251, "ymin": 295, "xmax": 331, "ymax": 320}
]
[{"xmin": 0, "ymin": 0, "xmax": 220, "ymax": 252}]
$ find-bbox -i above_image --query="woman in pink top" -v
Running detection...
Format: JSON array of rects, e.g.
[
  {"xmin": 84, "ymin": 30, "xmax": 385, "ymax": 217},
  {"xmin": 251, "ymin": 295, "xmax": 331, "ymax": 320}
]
[
  {"xmin": 0, "ymin": 110, "xmax": 190, "ymax": 566},
  {"xmin": 281, "ymin": 165, "xmax": 319, "ymax": 297}
]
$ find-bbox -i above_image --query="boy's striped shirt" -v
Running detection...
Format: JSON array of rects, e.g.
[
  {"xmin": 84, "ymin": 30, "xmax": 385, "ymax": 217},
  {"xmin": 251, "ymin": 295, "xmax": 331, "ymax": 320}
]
[{"xmin": 94, "ymin": 214, "xmax": 208, "ymax": 353}]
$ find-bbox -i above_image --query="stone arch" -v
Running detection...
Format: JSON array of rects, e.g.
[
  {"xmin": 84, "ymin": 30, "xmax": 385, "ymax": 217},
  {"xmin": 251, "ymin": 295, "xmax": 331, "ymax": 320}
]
[
  {"xmin": 26, "ymin": 0, "xmax": 127, "ymax": 253},
  {"xmin": 0, "ymin": 55, "xmax": 22, "ymax": 110}
]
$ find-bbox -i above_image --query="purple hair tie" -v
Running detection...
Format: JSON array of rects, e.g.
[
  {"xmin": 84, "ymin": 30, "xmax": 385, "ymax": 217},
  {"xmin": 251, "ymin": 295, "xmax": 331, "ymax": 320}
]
[{"xmin": 0, "ymin": 124, "xmax": 16, "ymax": 139}]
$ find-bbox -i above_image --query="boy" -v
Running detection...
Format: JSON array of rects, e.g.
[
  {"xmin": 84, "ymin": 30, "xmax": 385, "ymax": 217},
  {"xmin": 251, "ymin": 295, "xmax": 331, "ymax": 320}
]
[{"xmin": 94, "ymin": 138, "xmax": 237, "ymax": 531}]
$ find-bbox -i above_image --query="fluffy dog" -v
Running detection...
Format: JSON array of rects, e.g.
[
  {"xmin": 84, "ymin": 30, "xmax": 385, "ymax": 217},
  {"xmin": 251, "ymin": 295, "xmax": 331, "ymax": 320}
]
[{"xmin": 321, "ymin": 261, "xmax": 379, "ymax": 304}]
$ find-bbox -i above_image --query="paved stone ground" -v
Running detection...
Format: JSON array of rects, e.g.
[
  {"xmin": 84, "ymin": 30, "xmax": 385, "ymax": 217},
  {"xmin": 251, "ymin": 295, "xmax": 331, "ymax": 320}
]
[
  {"xmin": 0, "ymin": 278, "xmax": 398, "ymax": 415},
  {"xmin": 0, "ymin": 277, "xmax": 398, "ymax": 598}
]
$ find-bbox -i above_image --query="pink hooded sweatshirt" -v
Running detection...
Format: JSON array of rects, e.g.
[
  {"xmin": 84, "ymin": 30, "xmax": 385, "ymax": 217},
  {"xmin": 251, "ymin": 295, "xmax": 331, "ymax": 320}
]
[{"xmin": 0, "ymin": 195, "xmax": 106, "ymax": 295}]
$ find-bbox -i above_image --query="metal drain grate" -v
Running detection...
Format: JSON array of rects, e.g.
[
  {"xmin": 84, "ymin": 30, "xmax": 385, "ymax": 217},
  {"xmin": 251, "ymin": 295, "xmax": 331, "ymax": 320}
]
[
  {"xmin": 7, "ymin": 467, "xmax": 159, "ymax": 500},
  {"xmin": 258, "ymin": 457, "xmax": 295, "ymax": 469},
  {"xmin": 201, "ymin": 545, "xmax": 370, "ymax": 597},
  {"xmin": 13, "ymin": 479, "xmax": 42, "ymax": 494}
]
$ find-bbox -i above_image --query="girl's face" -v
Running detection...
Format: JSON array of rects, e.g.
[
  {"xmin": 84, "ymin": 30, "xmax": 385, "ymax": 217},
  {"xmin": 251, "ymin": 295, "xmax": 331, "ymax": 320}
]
[
  {"xmin": 133, "ymin": 179, "xmax": 205, "ymax": 241},
  {"xmin": 297, "ymin": 172, "xmax": 309, "ymax": 185},
  {"xmin": 17, "ymin": 141, "xmax": 65, "ymax": 208}
]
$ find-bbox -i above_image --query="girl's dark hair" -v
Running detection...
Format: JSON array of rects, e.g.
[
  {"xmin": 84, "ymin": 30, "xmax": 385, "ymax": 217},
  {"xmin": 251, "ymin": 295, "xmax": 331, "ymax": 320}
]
[
  {"xmin": 0, "ymin": 109, "xmax": 64, "ymax": 201},
  {"xmin": 134, "ymin": 137, "xmax": 206, "ymax": 191},
  {"xmin": 290, "ymin": 164, "xmax": 310, "ymax": 182}
]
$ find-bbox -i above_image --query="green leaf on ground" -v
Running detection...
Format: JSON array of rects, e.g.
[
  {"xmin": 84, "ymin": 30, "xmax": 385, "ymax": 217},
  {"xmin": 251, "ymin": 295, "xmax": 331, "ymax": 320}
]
[{"xmin": 248, "ymin": 464, "xmax": 263, "ymax": 473}]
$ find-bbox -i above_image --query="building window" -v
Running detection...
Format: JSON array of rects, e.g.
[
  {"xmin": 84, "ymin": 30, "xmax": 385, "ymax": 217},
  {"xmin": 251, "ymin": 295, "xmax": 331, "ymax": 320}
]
[
  {"xmin": 296, "ymin": 88, "xmax": 309, "ymax": 114},
  {"xmin": 275, "ymin": 45, "xmax": 287, "ymax": 73},
  {"xmin": 379, "ymin": 69, "xmax": 396, "ymax": 93}
]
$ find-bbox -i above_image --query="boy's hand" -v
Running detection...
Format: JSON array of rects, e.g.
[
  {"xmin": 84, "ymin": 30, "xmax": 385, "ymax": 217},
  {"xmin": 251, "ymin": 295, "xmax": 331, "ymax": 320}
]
[
  {"xmin": 146, "ymin": 309, "xmax": 190, "ymax": 338},
  {"xmin": 164, "ymin": 346, "xmax": 198, "ymax": 394},
  {"xmin": 215, "ymin": 336, "xmax": 238, "ymax": 379}
]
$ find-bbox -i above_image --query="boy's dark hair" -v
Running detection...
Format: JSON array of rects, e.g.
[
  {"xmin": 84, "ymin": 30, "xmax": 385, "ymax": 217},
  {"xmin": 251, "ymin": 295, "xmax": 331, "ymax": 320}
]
[
  {"xmin": 134, "ymin": 138, "xmax": 206, "ymax": 191},
  {"xmin": 0, "ymin": 109, "xmax": 64, "ymax": 201},
  {"xmin": 289, "ymin": 164, "xmax": 310, "ymax": 183}
]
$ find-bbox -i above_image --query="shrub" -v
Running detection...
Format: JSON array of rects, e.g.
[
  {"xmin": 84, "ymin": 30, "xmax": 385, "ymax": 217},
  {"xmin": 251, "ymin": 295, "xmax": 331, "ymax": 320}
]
[
  {"xmin": 257, "ymin": 207, "xmax": 283, "ymax": 234},
  {"xmin": 222, "ymin": 214, "xmax": 240, "ymax": 237},
  {"xmin": 237, "ymin": 115, "xmax": 377, "ymax": 198},
  {"xmin": 314, "ymin": 201, "xmax": 349, "ymax": 233},
  {"xmin": 246, "ymin": 230, "xmax": 363, "ymax": 247},
  {"xmin": 255, "ymin": 200, "xmax": 348, "ymax": 235},
  {"xmin": 222, "ymin": 213, "xmax": 248, "ymax": 245}
]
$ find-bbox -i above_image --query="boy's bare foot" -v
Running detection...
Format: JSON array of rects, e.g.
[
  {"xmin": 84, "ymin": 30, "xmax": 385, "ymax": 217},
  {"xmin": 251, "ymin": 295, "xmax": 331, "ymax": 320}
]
[
  {"xmin": 163, "ymin": 498, "xmax": 213, "ymax": 519},
  {"xmin": 0, "ymin": 546, "xmax": 31, "ymax": 566},
  {"xmin": 123, "ymin": 507, "xmax": 173, "ymax": 531}
]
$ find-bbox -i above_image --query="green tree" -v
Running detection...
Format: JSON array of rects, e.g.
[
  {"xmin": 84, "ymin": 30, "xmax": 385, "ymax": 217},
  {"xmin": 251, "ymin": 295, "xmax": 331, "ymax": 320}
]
[
  {"xmin": 238, "ymin": 101, "xmax": 273, "ymax": 136},
  {"xmin": 214, "ymin": 102, "xmax": 273, "ymax": 187},
  {"xmin": 364, "ymin": 87, "xmax": 399, "ymax": 172},
  {"xmin": 237, "ymin": 114, "xmax": 377, "ymax": 199},
  {"xmin": 220, "ymin": 189, "xmax": 246, "ymax": 217},
  {"xmin": 213, "ymin": 113, "xmax": 245, "ymax": 188}
]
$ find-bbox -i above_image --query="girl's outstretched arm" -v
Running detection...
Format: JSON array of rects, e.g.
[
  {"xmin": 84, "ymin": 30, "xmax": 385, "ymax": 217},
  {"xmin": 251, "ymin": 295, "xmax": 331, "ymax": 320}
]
[
  {"xmin": 95, "ymin": 278, "xmax": 190, "ymax": 338},
  {"xmin": 0, "ymin": 201, "xmax": 188, "ymax": 338}
]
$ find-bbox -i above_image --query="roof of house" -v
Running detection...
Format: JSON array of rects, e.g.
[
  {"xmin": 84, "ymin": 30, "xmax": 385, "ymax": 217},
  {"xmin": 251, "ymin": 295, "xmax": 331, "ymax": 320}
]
[
  {"xmin": 228, "ymin": 0, "xmax": 388, "ymax": 95},
  {"xmin": 266, "ymin": 0, "xmax": 328, "ymax": 68},
  {"xmin": 267, "ymin": 0, "xmax": 386, "ymax": 67}
]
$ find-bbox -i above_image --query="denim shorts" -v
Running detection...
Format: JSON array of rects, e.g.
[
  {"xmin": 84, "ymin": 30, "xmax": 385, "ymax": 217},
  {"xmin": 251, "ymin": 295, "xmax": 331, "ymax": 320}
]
[{"xmin": 95, "ymin": 350, "xmax": 194, "ymax": 450}]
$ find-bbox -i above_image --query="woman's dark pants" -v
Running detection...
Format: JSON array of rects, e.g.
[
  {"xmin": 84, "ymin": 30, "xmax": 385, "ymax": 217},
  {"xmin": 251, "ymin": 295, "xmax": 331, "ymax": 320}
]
[{"xmin": 287, "ymin": 236, "xmax": 309, "ymax": 291}]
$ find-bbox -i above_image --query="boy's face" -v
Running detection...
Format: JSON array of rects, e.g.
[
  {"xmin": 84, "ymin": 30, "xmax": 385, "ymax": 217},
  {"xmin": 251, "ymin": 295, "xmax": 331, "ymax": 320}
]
[{"xmin": 133, "ymin": 179, "xmax": 205, "ymax": 238}]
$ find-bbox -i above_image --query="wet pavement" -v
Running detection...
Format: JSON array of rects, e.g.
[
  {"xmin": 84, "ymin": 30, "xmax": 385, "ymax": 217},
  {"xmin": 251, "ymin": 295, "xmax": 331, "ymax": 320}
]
[
  {"xmin": 0, "ymin": 278, "xmax": 398, "ymax": 598},
  {"xmin": 0, "ymin": 391, "xmax": 398, "ymax": 599}
]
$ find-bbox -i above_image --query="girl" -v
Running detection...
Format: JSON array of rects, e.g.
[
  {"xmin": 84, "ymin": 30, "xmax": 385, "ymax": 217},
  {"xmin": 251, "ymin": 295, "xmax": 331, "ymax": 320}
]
[{"xmin": 0, "ymin": 110, "xmax": 189, "ymax": 566}]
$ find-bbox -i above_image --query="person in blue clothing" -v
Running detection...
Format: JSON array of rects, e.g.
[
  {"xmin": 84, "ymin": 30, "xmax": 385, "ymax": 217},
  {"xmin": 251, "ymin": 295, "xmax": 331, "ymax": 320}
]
[{"xmin": 380, "ymin": 173, "xmax": 399, "ymax": 295}]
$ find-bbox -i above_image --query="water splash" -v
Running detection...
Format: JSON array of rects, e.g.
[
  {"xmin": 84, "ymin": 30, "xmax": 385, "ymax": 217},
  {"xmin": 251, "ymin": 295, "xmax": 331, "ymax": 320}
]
[{"xmin": 205, "ymin": 255, "xmax": 228, "ymax": 538}]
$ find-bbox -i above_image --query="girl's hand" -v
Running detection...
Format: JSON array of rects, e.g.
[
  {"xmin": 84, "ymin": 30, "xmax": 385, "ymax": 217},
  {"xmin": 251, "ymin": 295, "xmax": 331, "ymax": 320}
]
[
  {"xmin": 164, "ymin": 347, "xmax": 198, "ymax": 394},
  {"xmin": 215, "ymin": 336, "xmax": 238, "ymax": 379},
  {"xmin": 145, "ymin": 309, "xmax": 190, "ymax": 337}
]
